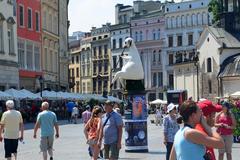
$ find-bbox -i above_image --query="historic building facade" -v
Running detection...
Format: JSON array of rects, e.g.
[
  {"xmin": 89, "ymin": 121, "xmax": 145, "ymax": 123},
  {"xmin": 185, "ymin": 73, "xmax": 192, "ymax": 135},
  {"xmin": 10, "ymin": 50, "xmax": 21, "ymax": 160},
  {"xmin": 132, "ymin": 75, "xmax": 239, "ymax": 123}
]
[
  {"xmin": 59, "ymin": 0, "xmax": 69, "ymax": 91},
  {"xmin": 16, "ymin": 0, "xmax": 42, "ymax": 92},
  {"xmin": 91, "ymin": 24, "xmax": 111, "ymax": 95},
  {"xmin": 164, "ymin": 0, "xmax": 211, "ymax": 101},
  {"xmin": 69, "ymin": 40, "xmax": 80, "ymax": 93},
  {"xmin": 80, "ymin": 33, "xmax": 92, "ymax": 94},
  {"xmin": 0, "ymin": 0, "xmax": 19, "ymax": 90},
  {"xmin": 41, "ymin": 0, "xmax": 59, "ymax": 90},
  {"xmin": 131, "ymin": 10, "xmax": 166, "ymax": 101}
]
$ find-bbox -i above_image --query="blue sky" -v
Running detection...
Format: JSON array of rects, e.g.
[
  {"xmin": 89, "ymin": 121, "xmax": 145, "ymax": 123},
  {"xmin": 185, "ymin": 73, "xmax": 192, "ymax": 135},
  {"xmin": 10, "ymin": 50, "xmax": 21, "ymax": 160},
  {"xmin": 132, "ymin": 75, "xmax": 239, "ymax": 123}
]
[{"xmin": 68, "ymin": 0, "xmax": 181, "ymax": 35}]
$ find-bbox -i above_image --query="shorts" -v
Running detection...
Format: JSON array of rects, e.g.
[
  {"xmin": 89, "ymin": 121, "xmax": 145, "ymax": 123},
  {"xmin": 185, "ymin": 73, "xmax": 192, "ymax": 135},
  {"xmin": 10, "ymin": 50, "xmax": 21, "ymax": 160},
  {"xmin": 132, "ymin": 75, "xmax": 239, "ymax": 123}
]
[
  {"xmin": 219, "ymin": 135, "xmax": 233, "ymax": 154},
  {"xmin": 40, "ymin": 136, "xmax": 54, "ymax": 152},
  {"xmin": 4, "ymin": 139, "xmax": 18, "ymax": 158},
  {"xmin": 104, "ymin": 143, "xmax": 119, "ymax": 159}
]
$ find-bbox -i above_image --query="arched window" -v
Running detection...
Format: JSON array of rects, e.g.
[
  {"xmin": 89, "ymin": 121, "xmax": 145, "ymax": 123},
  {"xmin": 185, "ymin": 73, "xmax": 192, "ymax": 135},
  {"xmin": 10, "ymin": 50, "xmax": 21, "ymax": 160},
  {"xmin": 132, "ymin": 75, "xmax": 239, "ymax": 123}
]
[
  {"xmin": 187, "ymin": 14, "xmax": 192, "ymax": 26},
  {"xmin": 202, "ymin": 12, "xmax": 207, "ymax": 25},
  {"xmin": 140, "ymin": 31, "xmax": 143, "ymax": 41},
  {"xmin": 177, "ymin": 16, "xmax": 181, "ymax": 27},
  {"xmin": 112, "ymin": 39, "xmax": 116, "ymax": 49},
  {"xmin": 146, "ymin": 30, "xmax": 149, "ymax": 40},
  {"xmin": 172, "ymin": 16, "xmax": 176, "ymax": 28},
  {"xmin": 207, "ymin": 57, "xmax": 212, "ymax": 72},
  {"xmin": 167, "ymin": 17, "xmax": 171, "ymax": 28},
  {"xmin": 119, "ymin": 38, "xmax": 122, "ymax": 48},
  {"xmin": 192, "ymin": 14, "xmax": 196, "ymax": 26},
  {"xmin": 197, "ymin": 13, "xmax": 202, "ymax": 25},
  {"xmin": 181, "ymin": 15, "xmax": 185, "ymax": 27}
]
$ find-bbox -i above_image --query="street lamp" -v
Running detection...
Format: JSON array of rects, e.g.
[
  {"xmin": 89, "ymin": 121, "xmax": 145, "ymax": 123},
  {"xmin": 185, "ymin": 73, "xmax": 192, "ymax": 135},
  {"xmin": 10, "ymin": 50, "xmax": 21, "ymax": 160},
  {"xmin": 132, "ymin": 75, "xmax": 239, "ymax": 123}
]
[
  {"xmin": 193, "ymin": 49, "xmax": 199, "ymax": 101},
  {"xmin": 39, "ymin": 76, "xmax": 44, "ymax": 97}
]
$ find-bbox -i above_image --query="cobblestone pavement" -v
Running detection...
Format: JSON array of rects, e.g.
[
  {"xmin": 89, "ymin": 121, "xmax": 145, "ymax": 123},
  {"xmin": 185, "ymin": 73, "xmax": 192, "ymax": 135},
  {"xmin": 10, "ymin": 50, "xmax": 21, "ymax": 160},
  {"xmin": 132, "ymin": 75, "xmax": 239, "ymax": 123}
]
[{"xmin": 0, "ymin": 117, "xmax": 240, "ymax": 160}]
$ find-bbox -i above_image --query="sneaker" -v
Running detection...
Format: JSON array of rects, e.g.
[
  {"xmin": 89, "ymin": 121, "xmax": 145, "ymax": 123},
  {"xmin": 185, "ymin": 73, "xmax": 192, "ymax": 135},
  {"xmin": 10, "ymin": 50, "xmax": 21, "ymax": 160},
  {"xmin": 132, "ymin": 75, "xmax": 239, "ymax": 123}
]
[{"xmin": 50, "ymin": 157, "xmax": 53, "ymax": 160}]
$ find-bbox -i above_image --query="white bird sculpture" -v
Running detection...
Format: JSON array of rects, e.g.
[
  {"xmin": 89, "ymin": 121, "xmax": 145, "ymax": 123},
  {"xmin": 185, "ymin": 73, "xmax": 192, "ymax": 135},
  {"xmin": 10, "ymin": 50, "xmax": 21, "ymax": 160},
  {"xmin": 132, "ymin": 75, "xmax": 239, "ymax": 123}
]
[{"xmin": 110, "ymin": 37, "xmax": 144, "ymax": 89}]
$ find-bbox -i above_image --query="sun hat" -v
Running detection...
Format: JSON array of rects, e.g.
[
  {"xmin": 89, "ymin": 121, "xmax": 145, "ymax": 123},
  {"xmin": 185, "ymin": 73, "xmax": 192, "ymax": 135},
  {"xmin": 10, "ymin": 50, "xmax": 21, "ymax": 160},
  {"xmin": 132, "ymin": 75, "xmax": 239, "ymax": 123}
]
[{"xmin": 167, "ymin": 103, "xmax": 176, "ymax": 113}]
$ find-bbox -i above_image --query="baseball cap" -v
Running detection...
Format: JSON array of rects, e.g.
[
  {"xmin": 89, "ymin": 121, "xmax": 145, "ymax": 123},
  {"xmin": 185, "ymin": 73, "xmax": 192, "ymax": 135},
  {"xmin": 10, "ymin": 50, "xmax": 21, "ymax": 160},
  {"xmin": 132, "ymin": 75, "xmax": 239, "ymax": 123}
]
[
  {"xmin": 167, "ymin": 103, "xmax": 176, "ymax": 113},
  {"xmin": 197, "ymin": 99, "xmax": 222, "ymax": 116}
]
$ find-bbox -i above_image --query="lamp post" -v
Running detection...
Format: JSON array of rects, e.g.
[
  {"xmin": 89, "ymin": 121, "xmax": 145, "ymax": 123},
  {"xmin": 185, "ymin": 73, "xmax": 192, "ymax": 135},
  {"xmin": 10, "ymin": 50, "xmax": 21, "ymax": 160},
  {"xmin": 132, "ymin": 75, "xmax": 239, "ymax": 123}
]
[
  {"xmin": 193, "ymin": 49, "xmax": 199, "ymax": 101},
  {"xmin": 39, "ymin": 76, "xmax": 44, "ymax": 97}
]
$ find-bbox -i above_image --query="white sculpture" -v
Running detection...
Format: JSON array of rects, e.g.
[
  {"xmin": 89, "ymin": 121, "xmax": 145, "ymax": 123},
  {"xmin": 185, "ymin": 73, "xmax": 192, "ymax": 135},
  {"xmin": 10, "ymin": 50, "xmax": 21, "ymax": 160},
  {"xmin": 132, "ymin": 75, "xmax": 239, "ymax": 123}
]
[{"xmin": 110, "ymin": 37, "xmax": 144, "ymax": 89}]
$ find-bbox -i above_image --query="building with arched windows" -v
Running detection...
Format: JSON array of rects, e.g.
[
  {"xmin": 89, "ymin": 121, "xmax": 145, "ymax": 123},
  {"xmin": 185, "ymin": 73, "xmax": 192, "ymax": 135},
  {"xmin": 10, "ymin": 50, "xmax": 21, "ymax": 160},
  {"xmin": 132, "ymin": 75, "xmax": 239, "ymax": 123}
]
[
  {"xmin": 0, "ymin": 0, "xmax": 19, "ymax": 90},
  {"xmin": 163, "ymin": 0, "xmax": 212, "ymax": 101}
]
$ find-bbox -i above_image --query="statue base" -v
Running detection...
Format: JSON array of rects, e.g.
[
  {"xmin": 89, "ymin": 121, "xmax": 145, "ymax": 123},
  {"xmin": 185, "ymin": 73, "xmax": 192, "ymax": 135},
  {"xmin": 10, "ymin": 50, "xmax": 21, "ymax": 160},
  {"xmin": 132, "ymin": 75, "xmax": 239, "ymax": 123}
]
[{"xmin": 124, "ymin": 79, "xmax": 148, "ymax": 153}]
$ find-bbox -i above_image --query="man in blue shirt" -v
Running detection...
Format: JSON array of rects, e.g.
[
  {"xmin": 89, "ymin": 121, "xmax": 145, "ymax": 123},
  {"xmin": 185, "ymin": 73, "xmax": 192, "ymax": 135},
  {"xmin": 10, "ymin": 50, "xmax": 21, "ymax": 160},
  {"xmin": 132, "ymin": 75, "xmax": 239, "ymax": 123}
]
[
  {"xmin": 33, "ymin": 102, "xmax": 59, "ymax": 160},
  {"xmin": 66, "ymin": 101, "xmax": 75, "ymax": 123},
  {"xmin": 99, "ymin": 100, "xmax": 123, "ymax": 160}
]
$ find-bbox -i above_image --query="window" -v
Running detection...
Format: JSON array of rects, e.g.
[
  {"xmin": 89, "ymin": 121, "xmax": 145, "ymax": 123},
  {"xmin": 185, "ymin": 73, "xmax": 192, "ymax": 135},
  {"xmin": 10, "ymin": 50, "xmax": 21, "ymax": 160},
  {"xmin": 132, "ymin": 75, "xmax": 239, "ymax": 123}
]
[
  {"xmin": 158, "ymin": 53, "xmax": 161, "ymax": 63},
  {"xmin": 82, "ymin": 66, "xmax": 85, "ymax": 76},
  {"xmin": 49, "ymin": 50, "xmax": 53, "ymax": 71},
  {"xmin": 177, "ymin": 35, "xmax": 182, "ymax": 46},
  {"xmin": 76, "ymin": 56, "xmax": 79, "ymax": 63},
  {"xmin": 18, "ymin": 40, "xmax": 25, "ymax": 68},
  {"xmin": 152, "ymin": 30, "xmax": 156, "ymax": 40},
  {"xmin": 135, "ymin": 32, "xmax": 138, "ymax": 42},
  {"xmin": 76, "ymin": 81, "xmax": 79, "ymax": 93},
  {"xmin": 93, "ymin": 47, "xmax": 97, "ymax": 57},
  {"xmin": 98, "ymin": 46, "xmax": 102, "ymax": 57},
  {"xmin": 112, "ymin": 39, "xmax": 116, "ymax": 49},
  {"xmin": 34, "ymin": 45, "xmax": 40, "ymax": 71},
  {"xmin": 43, "ymin": 11, "xmax": 47, "ymax": 29},
  {"xmin": 98, "ymin": 62, "xmax": 102, "ymax": 73},
  {"xmin": 207, "ymin": 58, "xmax": 212, "ymax": 72},
  {"xmin": 0, "ymin": 23, "xmax": 3, "ymax": 52},
  {"xmin": 158, "ymin": 72, "xmax": 163, "ymax": 87},
  {"xmin": 7, "ymin": 27, "xmax": 14, "ymax": 54},
  {"xmin": 113, "ymin": 56, "xmax": 117, "ymax": 69},
  {"xmin": 93, "ymin": 63, "xmax": 96, "ymax": 73},
  {"xmin": 27, "ymin": 8, "xmax": 32, "ymax": 29},
  {"xmin": 169, "ymin": 74, "xmax": 174, "ymax": 89},
  {"xmin": 104, "ymin": 62, "xmax": 108, "ymax": 73},
  {"xmin": 208, "ymin": 80, "xmax": 212, "ymax": 93},
  {"xmin": 48, "ymin": 14, "xmax": 52, "ymax": 31},
  {"xmin": 119, "ymin": 38, "xmax": 122, "ymax": 48},
  {"xmin": 188, "ymin": 34, "xmax": 193, "ymax": 45},
  {"xmin": 153, "ymin": 51, "xmax": 156, "ymax": 62},
  {"xmin": 19, "ymin": 5, "xmax": 24, "ymax": 27},
  {"xmin": 26, "ymin": 42, "xmax": 33, "ymax": 70},
  {"xmin": 104, "ymin": 45, "xmax": 108, "ymax": 54},
  {"xmin": 123, "ymin": 14, "xmax": 127, "ymax": 23},
  {"xmin": 140, "ymin": 31, "xmax": 143, "ymax": 41},
  {"xmin": 119, "ymin": 55, "xmax": 123, "ymax": 68},
  {"xmin": 76, "ymin": 68, "xmax": 79, "ymax": 77},
  {"xmin": 71, "ymin": 56, "xmax": 74, "ymax": 64},
  {"xmin": 157, "ymin": 29, "xmax": 160, "ymax": 40},
  {"xmin": 44, "ymin": 48, "xmax": 47, "ymax": 70},
  {"xmin": 152, "ymin": 73, "xmax": 157, "ymax": 87},
  {"xmin": 35, "ymin": 12, "xmax": 40, "ymax": 31},
  {"xmin": 169, "ymin": 54, "xmax": 173, "ymax": 65},
  {"xmin": 168, "ymin": 36, "xmax": 173, "ymax": 47}
]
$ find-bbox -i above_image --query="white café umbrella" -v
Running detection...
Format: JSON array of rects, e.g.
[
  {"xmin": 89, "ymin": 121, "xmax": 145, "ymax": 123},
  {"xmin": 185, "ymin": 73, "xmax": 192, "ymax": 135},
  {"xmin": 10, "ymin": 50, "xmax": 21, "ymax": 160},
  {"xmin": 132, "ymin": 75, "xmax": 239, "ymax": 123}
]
[
  {"xmin": 20, "ymin": 89, "xmax": 41, "ymax": 100},
  {"xmin": 4, "ymin": 88, "xmax": 27, "ymax": 100},
  {"xmin": 150, "ymin": 99, "xmax": 167, "ymax": 105},
  {"xmin": 231, "ymin": 91, "xmax": 240, "ymax": 97},
  {"xmin": 108, "ymin": 96, "xmax": 122, "ymax": 103},
  {"xmin": 0, "ymin": 91, "xmax": 12, "ymax": 100}
]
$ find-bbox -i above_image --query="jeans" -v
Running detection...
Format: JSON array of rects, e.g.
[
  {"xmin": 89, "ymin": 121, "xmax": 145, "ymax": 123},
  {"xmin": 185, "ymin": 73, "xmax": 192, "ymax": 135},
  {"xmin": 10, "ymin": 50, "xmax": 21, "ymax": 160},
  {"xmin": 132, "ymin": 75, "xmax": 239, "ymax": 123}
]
[{"xmin": 166, "ymin": 142, "xmax": 173, "ymax": 160}]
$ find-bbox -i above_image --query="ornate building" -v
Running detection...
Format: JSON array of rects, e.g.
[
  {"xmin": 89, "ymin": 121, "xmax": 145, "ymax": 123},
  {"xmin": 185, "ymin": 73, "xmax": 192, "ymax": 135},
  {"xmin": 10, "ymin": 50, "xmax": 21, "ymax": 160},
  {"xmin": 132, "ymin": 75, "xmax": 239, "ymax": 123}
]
[
  {"xmin": 0, "ymin": 0, "xmax": 19, "ymax": 90},
  {"xmin": 41, "ymin": 0, "xmax": 59, "ymax": 90},
  {"xmin": 91, "ymin": 24, "xmax": 111, "ymax": 95}
]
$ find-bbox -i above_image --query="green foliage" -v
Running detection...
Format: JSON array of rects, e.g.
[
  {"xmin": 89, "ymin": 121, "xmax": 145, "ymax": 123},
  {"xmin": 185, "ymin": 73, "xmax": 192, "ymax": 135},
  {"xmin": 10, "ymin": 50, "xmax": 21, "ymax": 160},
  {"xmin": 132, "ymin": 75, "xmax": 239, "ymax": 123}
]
[
  {"xmin": 231, "ymin": 105, "xmax": 240, "ymax": 136},
  {"xmin": 208, "ymin": 0, "xmax": 221, "ymax": 24}
]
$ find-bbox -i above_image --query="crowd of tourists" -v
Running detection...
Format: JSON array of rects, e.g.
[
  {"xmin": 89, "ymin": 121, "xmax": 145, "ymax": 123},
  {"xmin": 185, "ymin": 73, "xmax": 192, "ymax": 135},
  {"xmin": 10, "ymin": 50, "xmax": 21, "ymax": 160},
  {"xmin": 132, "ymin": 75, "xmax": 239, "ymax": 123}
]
[{"xmin": 0, "ymin": 96, "xmax": 238, "ymax": 160}]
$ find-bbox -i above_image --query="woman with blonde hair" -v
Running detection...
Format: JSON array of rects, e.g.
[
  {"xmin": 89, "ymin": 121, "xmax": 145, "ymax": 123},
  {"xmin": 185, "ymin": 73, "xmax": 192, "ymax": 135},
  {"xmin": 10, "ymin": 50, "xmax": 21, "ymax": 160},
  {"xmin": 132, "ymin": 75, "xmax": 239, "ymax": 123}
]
[{"xmin": 84, "ymin": 106, "xmax": 102, "ymax": 160}]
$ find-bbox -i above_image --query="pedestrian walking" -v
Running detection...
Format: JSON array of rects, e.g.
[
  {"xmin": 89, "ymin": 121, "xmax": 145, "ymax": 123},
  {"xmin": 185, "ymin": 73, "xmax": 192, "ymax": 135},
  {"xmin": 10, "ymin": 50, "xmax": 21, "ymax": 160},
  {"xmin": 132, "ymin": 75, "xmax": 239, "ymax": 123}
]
[
  {"xmin": 99, "ymin": 100, "xmax": 123, "ymax": 160},
  {"xmin": 170, "ymin": 100, "xmax": 224, "ymax": 160},
  {"xmin": 163, "ymin": 103, "xmax": 179, "ymax": 160},
  {"xmin": 155, "ymin": 107, "xmax": 162, "ymax": 126},
  {"xmin": 66, "ymin": 101, "xmax": 75, "ymax": 123},
  {"xmin": 82, "ymin": 105, "xmax": 91, "ymax": 124},
  {"xmin": 84, "ymin": 107, "xmax": 102, "ymax": 160},
  {"xmin": 215, "ymin": 101, "xmax": 236, "ymax": 160},
  {"xmin": 195, "ymin": 99, "xmax": 222, "ymax": 160},
  {"xmin": 72, "ymin": 105, "xmax": 79, "ymax": 124},
  {"xmin": 0, "ymin": 100, "xmax": 24, "ymax": 160},
  {"xmin": 33, "ymin": 102, "xmax": 59, "ymax": 160}
]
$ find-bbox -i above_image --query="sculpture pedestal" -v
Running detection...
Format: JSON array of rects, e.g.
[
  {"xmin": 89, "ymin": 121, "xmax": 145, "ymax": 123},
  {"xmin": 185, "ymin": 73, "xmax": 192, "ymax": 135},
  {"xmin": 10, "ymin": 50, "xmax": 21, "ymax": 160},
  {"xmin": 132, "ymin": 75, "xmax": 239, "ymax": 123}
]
[{"xmin": 124, "ymin": 80, "xmax": 148, "ymax": 152}]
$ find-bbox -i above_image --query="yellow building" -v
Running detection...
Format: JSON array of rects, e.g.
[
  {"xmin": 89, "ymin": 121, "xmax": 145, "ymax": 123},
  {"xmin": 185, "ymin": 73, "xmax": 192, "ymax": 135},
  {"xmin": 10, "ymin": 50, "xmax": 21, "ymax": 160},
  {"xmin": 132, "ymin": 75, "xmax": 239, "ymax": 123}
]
[
  {"xmin": 91, "ymin": 24, "xmax": 111, "ymax": 95},
  {"xmin": 68, "ymin": 40, "xmax": 80, "ymax": 93}
]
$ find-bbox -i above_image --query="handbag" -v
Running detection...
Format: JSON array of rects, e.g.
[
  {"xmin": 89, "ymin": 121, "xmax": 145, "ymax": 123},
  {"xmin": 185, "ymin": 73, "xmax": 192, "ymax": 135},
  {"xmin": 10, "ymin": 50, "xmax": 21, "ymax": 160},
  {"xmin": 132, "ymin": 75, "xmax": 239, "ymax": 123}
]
[{"xmin": 86, "ymin": 139, "xmax": 97, "ymax": 145}]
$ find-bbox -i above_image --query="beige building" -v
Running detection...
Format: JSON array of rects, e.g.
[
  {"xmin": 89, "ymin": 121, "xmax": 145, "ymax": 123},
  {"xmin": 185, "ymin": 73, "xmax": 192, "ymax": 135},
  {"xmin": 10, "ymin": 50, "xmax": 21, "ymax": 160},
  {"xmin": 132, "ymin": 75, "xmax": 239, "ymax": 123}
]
[
  {"xmin": 80, "ymin": 34, "xmax": 92, "ymax": 94},
  {"xmin": 59, "ymin": 0, "xmax": 69, "ymax": 90},
  {"xmin": 69, "ymin": 40, "xmax": 81, "ymax": 93},
  {"xmin": 0, "ymin": 0, "xmax": 19, "ymax": 90},
  {"xmin": 41, "ymin": 0, "xmax": 59, "ymax": 90},
  {"xmin": 91, "ymin": 24, "xmax": 111, "ymax": 95}
]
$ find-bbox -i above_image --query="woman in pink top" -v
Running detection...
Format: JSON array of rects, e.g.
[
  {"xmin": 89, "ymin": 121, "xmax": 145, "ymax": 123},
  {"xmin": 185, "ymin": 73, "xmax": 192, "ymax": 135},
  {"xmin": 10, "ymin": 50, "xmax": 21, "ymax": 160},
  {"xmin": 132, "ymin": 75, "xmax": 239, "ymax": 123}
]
[
  {"xmin": 84, "ymin": 107, "xmax": 102, "ymax": 160},
  {"xmin": 215, "ymin": 101, "xmax": 236, "ymax": 160}
]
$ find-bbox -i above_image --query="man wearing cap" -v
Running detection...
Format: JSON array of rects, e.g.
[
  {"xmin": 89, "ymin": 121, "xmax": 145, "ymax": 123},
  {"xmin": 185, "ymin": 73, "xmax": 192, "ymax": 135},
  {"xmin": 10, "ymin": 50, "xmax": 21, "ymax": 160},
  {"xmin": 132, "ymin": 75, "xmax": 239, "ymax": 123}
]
[
  {"xmin": 0, "ymin": 100, "xmax": 24, "ymax": 160},
  {"xmin": 196, "ymin": 99, "xmax": 222, "ymax": 160},
  {"xmin": 99, "ymin": 100, "xmax": 123, "ymax": 160},
  {"xmin": 163, "ymin": 103, "xmax": 179, "ymax": 160}
]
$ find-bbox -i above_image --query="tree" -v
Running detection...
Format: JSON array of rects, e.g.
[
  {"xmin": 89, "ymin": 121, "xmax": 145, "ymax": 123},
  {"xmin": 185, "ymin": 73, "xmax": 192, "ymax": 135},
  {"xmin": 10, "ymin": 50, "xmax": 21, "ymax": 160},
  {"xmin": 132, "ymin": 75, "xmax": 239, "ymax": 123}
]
[{"xmin": 208, "ymin": 0, "xmax": 221, "ymax": 25}]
